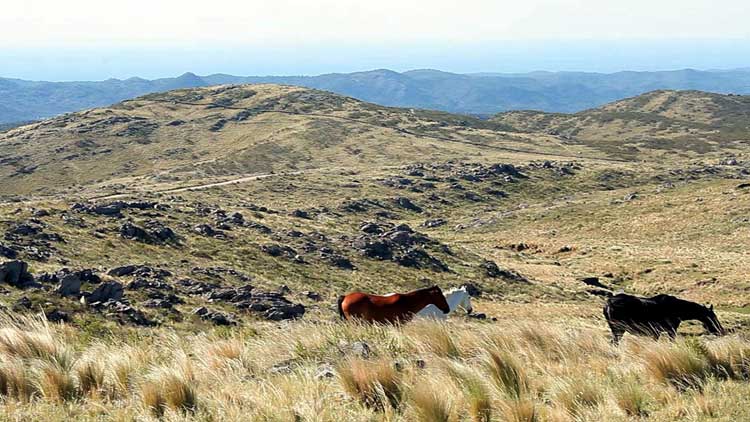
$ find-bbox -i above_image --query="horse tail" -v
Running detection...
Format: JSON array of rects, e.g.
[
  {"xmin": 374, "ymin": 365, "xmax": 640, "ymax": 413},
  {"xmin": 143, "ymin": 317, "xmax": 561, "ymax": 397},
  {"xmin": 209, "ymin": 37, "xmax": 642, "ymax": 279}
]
[{"xmin": 337, "ymin": 295, "xmax": 346, "ymax": 320}]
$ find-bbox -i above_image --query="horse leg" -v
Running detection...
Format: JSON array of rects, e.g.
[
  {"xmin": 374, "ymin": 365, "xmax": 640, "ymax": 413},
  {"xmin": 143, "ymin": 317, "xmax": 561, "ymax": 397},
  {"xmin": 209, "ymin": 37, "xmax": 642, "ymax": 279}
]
[{"xmin": 608, "ymin": 323, "xmax": 624, "ymax": 345}]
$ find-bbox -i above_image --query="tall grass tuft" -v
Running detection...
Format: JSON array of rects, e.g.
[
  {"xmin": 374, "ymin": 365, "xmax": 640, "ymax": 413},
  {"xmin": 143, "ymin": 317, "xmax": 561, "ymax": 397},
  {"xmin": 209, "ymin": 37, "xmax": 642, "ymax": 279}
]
[
  {"xmin": 447, "ymin": 363, "xmax": 492, "ymax": 422},
  {"xmin": 0, "ymin": 357, "xmax": 35, "ymax": 401},
  {"xmin": 705, "ymin": 337, "xmax": 750, "ymax": 380},
  {"xmin": 613, "ymin": 376, "xmax": 651, "ymax": 417},
  {"xmin": 555, "ymin": 379, "xmax": 603, "ymax": 418},
  {"xmin": 338, "ymin": 358, "xmax": 404, "ymax": 411},
  {"xmin": 411, "ymin": 322, "xmax": 462, "ymax": 358},
  {"xmin": 486, "ymin": 349, "xmax": 528, "ymax": 398},
  {"xmin": 75, "ymin": 358, "xmax": 105, "ymax": 398},
  {"xmin": 643, "ymin": 342, "xmax": 710, "ymax": 390},
  {"xmin": 35, "ymin": 361, "xmax": 79, "ymax": 403},
  {"xmin": 141, "ymin": 368, "xmax": 198, "ymax": 416},
  {"xmin": 502, "ymin": 398, "xmax": 541, "ymax": 422},
  {"xmin": 410, "ymin": 382, "xmax": 455, "ymax": 422}
]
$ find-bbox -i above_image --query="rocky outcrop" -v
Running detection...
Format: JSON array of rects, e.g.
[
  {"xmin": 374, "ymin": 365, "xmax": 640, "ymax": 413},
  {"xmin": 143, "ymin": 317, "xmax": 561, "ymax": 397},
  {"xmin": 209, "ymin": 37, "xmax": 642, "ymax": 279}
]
[
  {"xmin": 0, "ymin": 260, "xmax": 35, "ymax": 288},
  {"xmin": 352, "ymin": 224, "xmax": 448, "ymax": 271}
]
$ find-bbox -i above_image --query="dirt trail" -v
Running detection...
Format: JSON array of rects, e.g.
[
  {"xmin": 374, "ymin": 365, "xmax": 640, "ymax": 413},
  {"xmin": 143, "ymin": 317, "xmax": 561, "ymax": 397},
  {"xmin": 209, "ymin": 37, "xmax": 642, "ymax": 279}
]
[{"xmin": 86, "ymin": 170, "xmax": 306, "ymax": 201}]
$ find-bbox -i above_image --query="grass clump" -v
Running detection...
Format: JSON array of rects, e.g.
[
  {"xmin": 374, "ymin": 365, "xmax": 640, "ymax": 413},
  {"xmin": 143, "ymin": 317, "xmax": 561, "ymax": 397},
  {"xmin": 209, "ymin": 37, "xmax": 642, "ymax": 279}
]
[
  {"xmin": 141, "ymin": 368, "xmax": 198, "ymax": 416},
  {"xmin": 643, "ymin": 341, "xmax": 710, "ymax": 390},
  {"xmin": 410, "ymin": 382, "xmax": 456, "ymax": 422},
  {"xmin": 338, "ymin": 358, "xmax": 404, "ymax": 411},
  {"xmin": 486, "ymin": 349, "xmax": 529, "ymax": 398},
  {"xmin": 613, "ymin": 376, "xmax": 651, "ymax": 417},
  {"xmin": 447, "ymin": 363, "xmax": 492, "ymax": 422}
]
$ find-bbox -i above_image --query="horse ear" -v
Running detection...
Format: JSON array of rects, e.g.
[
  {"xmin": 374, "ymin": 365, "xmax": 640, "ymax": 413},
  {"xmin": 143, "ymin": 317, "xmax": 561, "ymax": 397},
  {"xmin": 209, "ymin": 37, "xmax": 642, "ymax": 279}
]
[{"xmin": 710, "ymin": 304, "xmax": 714, "ymax": 311}]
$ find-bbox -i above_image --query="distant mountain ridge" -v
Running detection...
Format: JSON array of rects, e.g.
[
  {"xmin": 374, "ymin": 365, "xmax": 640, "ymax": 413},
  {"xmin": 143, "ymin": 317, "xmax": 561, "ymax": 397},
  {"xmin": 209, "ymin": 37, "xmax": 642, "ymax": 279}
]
[{"xmin": 2, "ymin": 67, "xmax": 750, "ymax": 123}]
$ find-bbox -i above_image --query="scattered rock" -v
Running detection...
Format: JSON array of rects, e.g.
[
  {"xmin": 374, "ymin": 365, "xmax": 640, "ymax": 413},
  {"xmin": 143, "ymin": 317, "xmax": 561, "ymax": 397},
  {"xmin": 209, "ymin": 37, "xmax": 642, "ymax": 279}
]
[
  {"xmin": 0, "ymin": 260, "xmax": 35, "ymax": 287},
  {"xmin": 303, "ymin": 291, "xmax": 322, "ymax": 301},
  {"xmin": 316, "ymin": 365, "xmax": 336, "ymax": 379},
  {"xmin": 579, "ymin": 277, "xmax": 609, "ymax": 289},
  {"xmin": 92, "ymin": 300, "xmax": 153, "ymax": 326},
  {"xmin": 119, "ymin": 222, "xmax": 153, "ymax": 243},
  {"xmin": 394, "ymin": 197, "xmax": 422, "ymax": 213},
  {"xmin": 460, "ymin": 282, "xmax": 482, "ymax": 297},
  {"xmin": 481, "ymin": 260, "xmax": 528, "ymax": 282},
  {"xmin": 350, "ymin": 341, "xmax": 371, "ymax": 359},
  {"xmin": 86, "ymin": 281, "xmax": 124, "ymax": 304},
  {"xmin": 108, "ymin": 265, "xmax": 171, "ymax": 279},
  {"xmin": 192, "ymin": 307, "xmax": 236, "ymax": 325},
  {"xmin": 56, "ymin": 273, "xmax": 82, "ymax": 297},
  {"xmin": 13, "ymin": 296, "xmax": 32, "ymax": 311},
  {"xmin": 290, "ymin": 209, "xmax": 310, "ymax": 219},
  {"xmin": 45, "ymin": 309, "xmax": 70, "ymax": 323},
  {"xmin": 422, "ymin": 219, "xmax": 446, "ymax": 228},
  {"xmin": 0, "ymin": 244, "xmax": 18, "ymax": 259},
  {"xmin": 194, "ymin": 224, "xmax": 226, "ymax": 238}
]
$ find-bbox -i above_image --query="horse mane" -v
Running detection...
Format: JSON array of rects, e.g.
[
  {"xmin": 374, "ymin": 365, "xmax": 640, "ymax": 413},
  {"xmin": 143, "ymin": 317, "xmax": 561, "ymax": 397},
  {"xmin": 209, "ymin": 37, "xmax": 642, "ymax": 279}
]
[{"xmin": 404, "ymin": 285, "xmax": 441, "ymax": 296}]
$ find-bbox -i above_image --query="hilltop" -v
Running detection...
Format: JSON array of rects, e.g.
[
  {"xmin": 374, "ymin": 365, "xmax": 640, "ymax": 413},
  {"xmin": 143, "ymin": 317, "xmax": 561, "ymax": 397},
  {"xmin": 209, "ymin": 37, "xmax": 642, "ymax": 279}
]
[
  {"xmin": 492, "ymin": 90, "xmax": 750, "ymax": 158},
  {"xmin": 0, "ymin": 84, "xmax": 602, "ymax": 197},
  {"xmin": 4, "ymin": 67, "xmax": 750, "ymax": 123}
]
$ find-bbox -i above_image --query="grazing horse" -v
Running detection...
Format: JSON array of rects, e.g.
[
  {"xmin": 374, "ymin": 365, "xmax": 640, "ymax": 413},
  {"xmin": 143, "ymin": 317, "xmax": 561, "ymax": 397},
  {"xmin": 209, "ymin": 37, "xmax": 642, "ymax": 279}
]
[
  {"xmin": 338, "ymin": 285, "xmax": 450, "ymax": 323},
  {"xmin": 383, "ymin": 286, "xmax": 473, "ymax": 319},
  {"xmin": 604, "ymin": 293, "xmax": 725, "ymax": 344}
]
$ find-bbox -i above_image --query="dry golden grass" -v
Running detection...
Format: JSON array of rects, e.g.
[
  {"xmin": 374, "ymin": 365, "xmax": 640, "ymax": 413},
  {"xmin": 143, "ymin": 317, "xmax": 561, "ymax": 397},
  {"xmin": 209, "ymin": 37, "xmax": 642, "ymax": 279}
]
[{"xmin": 0, "ymin": 310, "xmax": 745, "ymax": 420}]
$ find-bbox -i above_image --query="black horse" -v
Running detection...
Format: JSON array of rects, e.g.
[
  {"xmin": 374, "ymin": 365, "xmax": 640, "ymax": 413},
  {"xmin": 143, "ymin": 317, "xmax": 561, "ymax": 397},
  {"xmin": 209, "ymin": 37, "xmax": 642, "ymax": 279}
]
[{"xmin": 604, "ymin": 293, "xmax": 725, "ymax": 344}]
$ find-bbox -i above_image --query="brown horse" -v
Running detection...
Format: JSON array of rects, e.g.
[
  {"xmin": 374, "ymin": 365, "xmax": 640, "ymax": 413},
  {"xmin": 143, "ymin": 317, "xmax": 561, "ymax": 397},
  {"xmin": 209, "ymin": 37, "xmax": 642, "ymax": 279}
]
[{"xmin": 337, "ymin": 285, "xmax": 450, "ymax": 323}]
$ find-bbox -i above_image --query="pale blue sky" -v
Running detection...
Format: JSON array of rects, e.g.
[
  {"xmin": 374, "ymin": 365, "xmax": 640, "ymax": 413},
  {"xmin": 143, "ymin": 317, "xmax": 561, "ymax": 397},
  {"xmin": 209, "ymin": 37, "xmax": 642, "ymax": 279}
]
[{"xmin": 1, "ymin": 0, "xmax": 749, "ymax": 80}]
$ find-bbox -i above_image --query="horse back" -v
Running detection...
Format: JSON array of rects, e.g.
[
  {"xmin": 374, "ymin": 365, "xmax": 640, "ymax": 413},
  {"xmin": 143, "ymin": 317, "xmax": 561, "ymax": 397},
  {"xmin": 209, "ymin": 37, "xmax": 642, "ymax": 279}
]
[{"xmin": 605, "ymin": 293, "xmax": 676, "ymax": 323}]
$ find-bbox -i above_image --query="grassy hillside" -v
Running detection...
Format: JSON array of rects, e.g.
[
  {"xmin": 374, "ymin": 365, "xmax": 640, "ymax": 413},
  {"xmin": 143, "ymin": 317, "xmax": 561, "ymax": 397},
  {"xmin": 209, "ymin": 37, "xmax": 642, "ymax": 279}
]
[
  {"xmin": 0, "ymin": 84, "xmax": 605, "ymax": 197},
  {"xmin": 1, "ymin": 85, "xmax": 750, "ymax": 420},
  {"xmin": 492, "ymin": 90, "xmax": 750, "ymax": 159}
]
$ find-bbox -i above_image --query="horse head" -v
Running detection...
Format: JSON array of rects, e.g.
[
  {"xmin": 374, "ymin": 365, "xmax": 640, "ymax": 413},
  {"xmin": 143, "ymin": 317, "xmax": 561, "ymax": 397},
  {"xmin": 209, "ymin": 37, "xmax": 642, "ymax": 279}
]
[
  {"xmin": 427, "ymin": 286, "xmax": 450, "ymax": 314},
  {"xmin": 703, "ymin": 304, "xmax": 726, "ymax": 336},
  {"xmin": 447, "ymin": 286, "xmax": 473, "ymax": 314}
]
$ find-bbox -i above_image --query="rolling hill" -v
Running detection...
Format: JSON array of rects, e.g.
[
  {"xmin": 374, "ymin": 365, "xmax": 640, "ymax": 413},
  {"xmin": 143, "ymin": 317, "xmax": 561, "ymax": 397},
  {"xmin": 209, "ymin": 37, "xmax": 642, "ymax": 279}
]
[
  {"xmin": 3, "ymin": 67, "xmax": 750, "ymax": 124},
  {"xmin": 0, "ymin": 84, "xmax": 604, "ymax": 197},
  {"xmin": 492, "ymin": 90, "xmax": 750, "ymax": 158}
]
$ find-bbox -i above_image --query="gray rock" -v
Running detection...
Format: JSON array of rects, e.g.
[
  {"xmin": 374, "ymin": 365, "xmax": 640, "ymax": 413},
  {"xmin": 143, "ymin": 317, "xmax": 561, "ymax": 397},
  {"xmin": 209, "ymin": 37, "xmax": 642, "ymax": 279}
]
[
  {"xmin": 87, "ymin": 281, "xmax": 124, "ymax": 304},
  {"xmin": 56, "ymin": 274, "xmax": 81, "ymax": 297},
  {"xmin": 460, "ymin": 282, "xmax": 482, "ymax": 297},
  {"xmin": 394, "ymin": 197, "xmax": 422, "ymax": 212},
  {"xmin": 316, "ymin": 365, "xmax": 336, "ymax": 379},
  {"xmin": 0, "ymin": 260, "xmax": 35, "ymax": 287},
  {"xmin": 350, "ymin": 341, "xmax": 371, "ymax": 359}
]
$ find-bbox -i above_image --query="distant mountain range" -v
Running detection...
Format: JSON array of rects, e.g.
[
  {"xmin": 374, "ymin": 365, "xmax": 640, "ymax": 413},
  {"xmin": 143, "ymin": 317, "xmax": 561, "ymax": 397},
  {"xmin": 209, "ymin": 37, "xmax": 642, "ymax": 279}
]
[{"xmin": 2, "ymin": 68, "xmax": 750, "ymax": 124}]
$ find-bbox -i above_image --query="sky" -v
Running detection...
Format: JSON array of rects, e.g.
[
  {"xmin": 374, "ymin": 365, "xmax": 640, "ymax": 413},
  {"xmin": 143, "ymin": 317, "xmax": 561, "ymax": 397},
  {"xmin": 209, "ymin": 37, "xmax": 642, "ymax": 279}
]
[{"xmin": 1, "ymin": 0, "xmax": 750, "ymax": 80}]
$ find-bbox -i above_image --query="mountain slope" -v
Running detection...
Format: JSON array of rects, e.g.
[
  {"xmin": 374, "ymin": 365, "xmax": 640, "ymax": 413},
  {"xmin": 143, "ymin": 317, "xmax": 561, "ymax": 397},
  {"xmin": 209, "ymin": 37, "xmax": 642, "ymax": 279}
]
[
  {"xmin": 0, "ymin": 84, "xmax": 596, "ymax": 197},
  {"xmin": 4, "ymin": 68, "xmax": 750, "ymax": 123},
  {"xmin": 492, "ymin": 90, "xmax": 750, "ymax": 158}
]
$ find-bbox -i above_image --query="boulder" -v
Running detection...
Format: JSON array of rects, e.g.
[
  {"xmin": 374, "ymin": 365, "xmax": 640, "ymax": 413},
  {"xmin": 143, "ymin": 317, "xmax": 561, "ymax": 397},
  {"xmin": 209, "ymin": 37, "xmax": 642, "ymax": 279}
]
[
  {"xmin": 56, "ymin": 274, "xmax": 82, "ymax": 297},
  {"xmin": 0, "ymin": 244, "xmax": 17, "ymax": 259},
  {"xmin": 359, "ymin": 222, "xmax": 383, "ymax": 234},
  {"xmin": 87, "ymin": 281, "xmax": 124, "ymax": 304},
  {"xmin": 119, "ymin": 222, "xmax": 153, "ymax": 243},
  {"xmin": 0, "ymin": 260, "xmax": 35, "ymax": 287},
  {"xmin": 192, "ymin": 307, "xmax": 236, "ymax": 325},
  {"xmin": 422, "ymin": 219, "xmax": 446, "ymax": 228},
  {"xmin": 460, "ymin": 282, "xmax": 482, "ymax": 297},
  {"xmin": 394, "ymin": 197, "xmax": 422, "ymax": 212},
  {"xmin": 290, "ymin": 209, "xmax": 310, "ymax": 219},
  {"xmin": 45, "ymin": 309, "xmax": 70, "ymax": 323}
]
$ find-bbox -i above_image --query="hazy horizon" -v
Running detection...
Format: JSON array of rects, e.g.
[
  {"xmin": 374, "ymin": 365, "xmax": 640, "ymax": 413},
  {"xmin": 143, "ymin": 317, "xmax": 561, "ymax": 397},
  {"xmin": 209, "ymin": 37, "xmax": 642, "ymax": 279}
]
[
  {"xmin": 3, "ymin": 0, "xmax": 750, "ymax": 81},
  {"xmin": 2, "ymin": 39, "xmax": 750, "ymax": 82}
]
